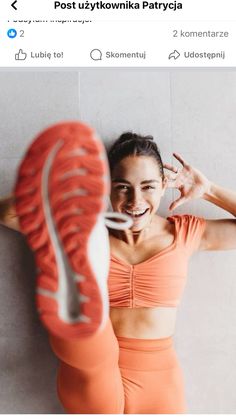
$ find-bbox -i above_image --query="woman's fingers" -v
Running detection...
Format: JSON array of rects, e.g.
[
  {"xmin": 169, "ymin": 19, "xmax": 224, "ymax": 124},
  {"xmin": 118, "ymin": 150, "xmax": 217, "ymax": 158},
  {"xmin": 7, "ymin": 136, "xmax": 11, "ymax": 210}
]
[
  {"xmin": 164, "ymin": 153, "xmax": 189, "ymax": 172},
  {"xmin": 173, "ymin": 152, "xmax": 188, "ymax": 167},
  {"xmin": 165, "ymin": 173, "xmax": 178, "ymax": 188},
  {"xmin": 166, "ymin": 180, "xmax": 176, "ymax": 188},
  {"xmin": 163, "ymin": 162, "xmax": 179, "ymax": 173},
  {"xmin": 169, "ymin": 196, "xmax": 189, "ymax": 211},
  {"xmin": 165, "ymin": 172, "xmax": 177, "ymax": 180}
]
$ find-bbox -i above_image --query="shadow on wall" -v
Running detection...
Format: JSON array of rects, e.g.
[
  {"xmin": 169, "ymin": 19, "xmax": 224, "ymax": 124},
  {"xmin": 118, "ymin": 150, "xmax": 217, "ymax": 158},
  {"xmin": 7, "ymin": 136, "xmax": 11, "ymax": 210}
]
[{"xmin": 0, "ymin": 226, "xmax": 63, "ymax": 413}]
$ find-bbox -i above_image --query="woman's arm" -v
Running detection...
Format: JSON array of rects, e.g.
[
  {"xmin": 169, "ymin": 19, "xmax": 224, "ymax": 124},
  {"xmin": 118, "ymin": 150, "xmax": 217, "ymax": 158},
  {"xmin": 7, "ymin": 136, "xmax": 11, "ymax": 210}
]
[
  {"xmin": 0, "ymin": 195, "xmax": 20, "ymax": 232},
  {"xmin": 200, "ymin": 183, "xmax": 236, "ymax": 250},
  {"xmin": 164, "ymin": 153, "xmax": 236, "ymax": 251},
  {"xmin": 203, "ymin": 183, "xmax": 236, "ymax": 217}
]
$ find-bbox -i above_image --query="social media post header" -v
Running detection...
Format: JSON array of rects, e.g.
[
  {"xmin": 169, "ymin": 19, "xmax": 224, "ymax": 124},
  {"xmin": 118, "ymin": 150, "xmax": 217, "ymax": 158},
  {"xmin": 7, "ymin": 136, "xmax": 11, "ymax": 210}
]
[{"xmin": 2, "ymin": 0, "xmax": 236, "ymax": 21}]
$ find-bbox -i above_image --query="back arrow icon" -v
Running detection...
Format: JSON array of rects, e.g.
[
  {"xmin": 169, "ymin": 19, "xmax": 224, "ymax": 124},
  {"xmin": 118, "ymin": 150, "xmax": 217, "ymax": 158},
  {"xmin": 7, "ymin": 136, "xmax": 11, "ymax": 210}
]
[{"xmin": 11, "ymin": 0, "xmax": 17, "ymax": 10}]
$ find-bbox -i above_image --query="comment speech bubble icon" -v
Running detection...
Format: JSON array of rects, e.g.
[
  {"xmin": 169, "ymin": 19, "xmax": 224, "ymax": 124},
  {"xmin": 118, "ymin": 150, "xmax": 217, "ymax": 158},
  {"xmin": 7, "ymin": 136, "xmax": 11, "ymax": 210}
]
[{"xmin": 90, "ymin": 49, "xmax": 102, "ymax": 61}]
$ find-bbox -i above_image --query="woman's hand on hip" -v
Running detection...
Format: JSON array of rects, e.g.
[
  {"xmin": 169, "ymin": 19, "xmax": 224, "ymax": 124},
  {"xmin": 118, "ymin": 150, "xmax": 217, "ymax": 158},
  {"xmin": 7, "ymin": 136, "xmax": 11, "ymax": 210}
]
[{"xmin": 164, "ymin": 153, "xmax": 211, "ymax": 211}]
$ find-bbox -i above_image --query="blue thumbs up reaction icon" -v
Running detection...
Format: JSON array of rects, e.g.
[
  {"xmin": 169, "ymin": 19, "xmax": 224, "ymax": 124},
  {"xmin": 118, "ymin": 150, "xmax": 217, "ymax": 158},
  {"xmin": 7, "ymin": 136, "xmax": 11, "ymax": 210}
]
[{"xmin": 7, "ymin": 29, "xmax": 17, "ymax": 39}]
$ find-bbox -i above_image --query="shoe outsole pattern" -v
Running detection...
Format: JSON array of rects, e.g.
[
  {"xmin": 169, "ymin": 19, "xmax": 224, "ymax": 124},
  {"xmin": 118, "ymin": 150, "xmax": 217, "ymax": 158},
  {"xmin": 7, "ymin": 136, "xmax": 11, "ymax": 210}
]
[{"xmin": 14, "ymin": 122, "xmax": 109, "ymax": 339}]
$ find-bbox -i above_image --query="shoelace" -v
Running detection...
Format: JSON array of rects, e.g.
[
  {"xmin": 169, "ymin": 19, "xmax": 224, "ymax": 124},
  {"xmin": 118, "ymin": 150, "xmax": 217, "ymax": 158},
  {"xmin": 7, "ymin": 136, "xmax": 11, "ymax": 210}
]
[{"xmin": 104, "ymin": 212, "xmax": 133, "ymax": 230}]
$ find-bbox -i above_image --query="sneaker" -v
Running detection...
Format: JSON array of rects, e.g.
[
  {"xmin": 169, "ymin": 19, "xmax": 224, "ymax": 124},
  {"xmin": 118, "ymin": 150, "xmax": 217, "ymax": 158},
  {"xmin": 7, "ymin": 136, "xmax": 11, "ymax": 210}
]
[{"xmin": 14, "ymin": 122, "xmax": 132, "ymax": 339}]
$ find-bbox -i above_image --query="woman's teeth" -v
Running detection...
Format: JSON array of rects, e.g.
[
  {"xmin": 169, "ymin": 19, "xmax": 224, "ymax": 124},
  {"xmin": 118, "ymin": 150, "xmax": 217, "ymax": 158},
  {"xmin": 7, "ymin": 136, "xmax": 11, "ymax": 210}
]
[{"xmin": 125, "ymin": 209, "xmax": 148, "ymax": 217}]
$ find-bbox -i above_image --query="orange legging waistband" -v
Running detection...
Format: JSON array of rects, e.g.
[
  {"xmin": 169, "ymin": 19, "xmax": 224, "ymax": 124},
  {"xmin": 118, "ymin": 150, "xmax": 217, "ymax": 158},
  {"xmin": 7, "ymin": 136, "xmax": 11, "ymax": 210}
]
[
  {"xmin": 116, "ymin": 334, "xmax": 173, "ymax": 350},
  {"xmin": 116, "ymin": 335, "xmax": 177, "ymax": 371}
]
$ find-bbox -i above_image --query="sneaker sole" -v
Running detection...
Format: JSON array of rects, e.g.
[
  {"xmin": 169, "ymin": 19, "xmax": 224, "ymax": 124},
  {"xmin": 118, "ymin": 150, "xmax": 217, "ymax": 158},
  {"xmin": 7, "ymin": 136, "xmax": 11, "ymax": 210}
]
[{"xmin": 14, "ymin": 122, "xmax": 110, "ymax": 339}]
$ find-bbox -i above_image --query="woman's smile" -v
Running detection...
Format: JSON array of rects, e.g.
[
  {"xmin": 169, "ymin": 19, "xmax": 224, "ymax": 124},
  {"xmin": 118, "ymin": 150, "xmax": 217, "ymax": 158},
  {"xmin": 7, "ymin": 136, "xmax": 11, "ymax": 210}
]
[{"xmin": 123, "ymin": 208, "xmax": 150, "ymax": 223}]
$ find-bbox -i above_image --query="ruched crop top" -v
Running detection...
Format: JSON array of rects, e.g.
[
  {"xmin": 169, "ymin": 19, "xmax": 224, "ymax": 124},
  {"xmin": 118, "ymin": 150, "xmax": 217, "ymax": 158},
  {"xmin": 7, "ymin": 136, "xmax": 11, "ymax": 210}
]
[{"xmin": 108, "ymin": 214, "xmax": 206, "ymax": 308}]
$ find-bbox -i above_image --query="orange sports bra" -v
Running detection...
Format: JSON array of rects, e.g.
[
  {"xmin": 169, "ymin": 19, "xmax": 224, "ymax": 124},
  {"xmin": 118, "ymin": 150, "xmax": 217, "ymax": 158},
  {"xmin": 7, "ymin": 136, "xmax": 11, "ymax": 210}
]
[{"xmin": 108, "ymin": 214, "xmax": 206, "ymax": 308}]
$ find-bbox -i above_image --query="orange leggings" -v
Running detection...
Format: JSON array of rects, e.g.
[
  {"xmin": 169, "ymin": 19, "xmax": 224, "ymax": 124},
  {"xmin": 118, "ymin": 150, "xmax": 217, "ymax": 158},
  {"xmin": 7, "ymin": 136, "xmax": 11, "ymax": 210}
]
[{"xmin": 49, "ymin": 319, "xmax": 187, "ymax": 414}]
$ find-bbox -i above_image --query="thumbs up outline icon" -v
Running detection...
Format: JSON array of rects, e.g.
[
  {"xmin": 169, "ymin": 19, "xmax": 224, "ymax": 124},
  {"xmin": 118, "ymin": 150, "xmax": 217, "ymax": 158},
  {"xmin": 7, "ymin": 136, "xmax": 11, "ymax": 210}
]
[{"xmin": 15, "ymin": 49, "xmax": 27, "ymax": 61}]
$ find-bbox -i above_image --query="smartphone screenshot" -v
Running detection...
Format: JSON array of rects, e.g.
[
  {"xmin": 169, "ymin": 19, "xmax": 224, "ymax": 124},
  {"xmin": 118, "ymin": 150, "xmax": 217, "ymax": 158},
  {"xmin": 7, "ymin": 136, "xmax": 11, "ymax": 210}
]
[{"xmin": 0, "ymin": 0, "xmax": 236, "ymax": 416}]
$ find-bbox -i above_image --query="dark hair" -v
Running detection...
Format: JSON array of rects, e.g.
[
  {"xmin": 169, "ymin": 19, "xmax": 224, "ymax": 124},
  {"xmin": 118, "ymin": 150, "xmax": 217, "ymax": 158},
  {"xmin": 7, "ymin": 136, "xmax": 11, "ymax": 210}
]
[{"xmin": 108, "ymin": 132, "xmax": 164, "ymax": 179}]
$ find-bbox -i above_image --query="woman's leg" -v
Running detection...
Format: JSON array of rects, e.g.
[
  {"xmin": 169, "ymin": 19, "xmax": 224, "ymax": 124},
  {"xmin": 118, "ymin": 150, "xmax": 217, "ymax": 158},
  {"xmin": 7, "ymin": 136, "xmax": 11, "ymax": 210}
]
[
  {"xmin": 50, "ymin": 319, "xmax": 125, "ymax": 413},
  {"xmin": 117, "ymin": 335, "xmax": 187, "ymax": 414},
  {"xmin": 14, "ymin": 122, "xmax": 125, "ymax": 413}
]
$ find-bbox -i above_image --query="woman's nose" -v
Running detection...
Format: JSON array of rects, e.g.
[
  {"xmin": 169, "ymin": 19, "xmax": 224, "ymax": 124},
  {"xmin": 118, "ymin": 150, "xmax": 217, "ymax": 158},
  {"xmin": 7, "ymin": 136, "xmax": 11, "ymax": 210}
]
[{"xmin": 127, "ymin": 189, "xmax": 143, "ymax": 206}]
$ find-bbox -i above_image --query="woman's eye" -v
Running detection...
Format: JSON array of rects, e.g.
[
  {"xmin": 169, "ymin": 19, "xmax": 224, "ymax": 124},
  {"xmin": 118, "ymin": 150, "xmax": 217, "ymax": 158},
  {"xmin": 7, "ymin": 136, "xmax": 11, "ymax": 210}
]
[
  {"xmin": 114, "ymin": 185, "xmax": 155, "ymax": 192},
  {"xmin": 116, "ymin": 185, "xmax": 129, "ymax": 191},
  {"xmin": 143, "ymin": 186, "xmax": 155, "ymax": 190}
]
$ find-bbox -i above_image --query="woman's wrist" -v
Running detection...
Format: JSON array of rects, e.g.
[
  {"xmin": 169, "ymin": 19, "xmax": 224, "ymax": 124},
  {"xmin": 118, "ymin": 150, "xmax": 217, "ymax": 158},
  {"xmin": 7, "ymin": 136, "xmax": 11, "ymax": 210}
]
[
  {"xmin": 202, "ymin": 180, "xmax": 214, "ymax": 201},
  {"xmin": 202, "ymin": 181, "xmax": 236, "ymax": 217}
]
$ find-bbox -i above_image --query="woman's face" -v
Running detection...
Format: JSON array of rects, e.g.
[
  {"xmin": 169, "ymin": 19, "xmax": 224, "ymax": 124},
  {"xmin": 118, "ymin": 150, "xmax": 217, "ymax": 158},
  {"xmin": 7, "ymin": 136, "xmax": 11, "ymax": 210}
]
[{"xmin": 110, "ymin": 156, "xmax": 167, "ymax": 232}]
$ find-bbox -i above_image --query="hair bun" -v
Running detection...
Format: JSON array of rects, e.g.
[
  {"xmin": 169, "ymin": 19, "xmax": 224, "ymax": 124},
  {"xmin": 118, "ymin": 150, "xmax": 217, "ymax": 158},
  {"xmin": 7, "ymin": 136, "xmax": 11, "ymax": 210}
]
[
  {"xmin": 108, "ymin": 131, "xmax": 164, "ymax": 179},
  {"xmin": 116, "ymin": 132, "xmax": 154, "ymax": 146},
  {"xmin": 116, "ymin": 132, "xmax": 135, "ymax": 145}
]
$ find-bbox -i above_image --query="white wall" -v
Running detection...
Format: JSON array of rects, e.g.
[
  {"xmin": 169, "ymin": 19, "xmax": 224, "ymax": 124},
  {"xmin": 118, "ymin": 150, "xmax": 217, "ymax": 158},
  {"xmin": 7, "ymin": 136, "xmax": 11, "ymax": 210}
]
[{"xmin": 0, "ymin": 69, "xmax": 235, "ymax": 413}]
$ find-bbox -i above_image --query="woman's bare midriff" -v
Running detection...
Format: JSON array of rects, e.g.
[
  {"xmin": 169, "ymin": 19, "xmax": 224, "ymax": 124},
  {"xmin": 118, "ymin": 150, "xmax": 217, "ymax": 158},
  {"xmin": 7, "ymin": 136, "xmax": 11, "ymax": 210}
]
[{"xmin": 109, "ymin": 306, "xmax": 177, "ymax": 339}]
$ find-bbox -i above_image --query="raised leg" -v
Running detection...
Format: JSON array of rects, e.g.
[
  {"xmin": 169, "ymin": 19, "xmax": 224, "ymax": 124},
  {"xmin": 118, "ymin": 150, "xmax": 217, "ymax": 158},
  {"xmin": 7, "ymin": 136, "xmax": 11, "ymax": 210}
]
[
  {"xmin": 14, "ymin": 122, "xmax": 126, "ymax": 413},
  {"xmin": 50, "ymin": 319, "xmax": 125, "ymax": 413}
]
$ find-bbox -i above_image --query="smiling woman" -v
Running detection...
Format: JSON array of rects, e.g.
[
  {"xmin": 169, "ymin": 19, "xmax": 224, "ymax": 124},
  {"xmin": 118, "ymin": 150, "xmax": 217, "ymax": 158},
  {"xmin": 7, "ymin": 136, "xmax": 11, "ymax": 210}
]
[{"xmin": 105, "ymin": 130, "xmax": 236, "ymax": 412}]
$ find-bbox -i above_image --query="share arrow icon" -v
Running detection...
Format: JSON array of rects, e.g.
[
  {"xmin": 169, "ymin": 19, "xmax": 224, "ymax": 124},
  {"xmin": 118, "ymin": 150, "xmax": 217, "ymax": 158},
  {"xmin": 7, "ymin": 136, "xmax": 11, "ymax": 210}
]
[{"xmin": 168, "ymin": 50, "xmax": 180, "ymax": 60}]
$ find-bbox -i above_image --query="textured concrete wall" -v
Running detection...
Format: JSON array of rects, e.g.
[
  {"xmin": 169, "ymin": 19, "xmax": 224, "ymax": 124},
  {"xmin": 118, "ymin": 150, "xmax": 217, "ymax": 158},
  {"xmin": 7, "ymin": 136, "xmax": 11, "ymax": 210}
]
[{"xmin": 0, "ymin": 69, "xmax": 235, "ymax": 413}]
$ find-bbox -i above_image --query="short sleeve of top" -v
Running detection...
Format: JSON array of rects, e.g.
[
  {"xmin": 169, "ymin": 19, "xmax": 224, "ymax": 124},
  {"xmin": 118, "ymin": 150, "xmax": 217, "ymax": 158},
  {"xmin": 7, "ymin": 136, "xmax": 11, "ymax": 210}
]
[{"xmin": 167, "ymin": 214, "xmax": 206, "ymax": 255}]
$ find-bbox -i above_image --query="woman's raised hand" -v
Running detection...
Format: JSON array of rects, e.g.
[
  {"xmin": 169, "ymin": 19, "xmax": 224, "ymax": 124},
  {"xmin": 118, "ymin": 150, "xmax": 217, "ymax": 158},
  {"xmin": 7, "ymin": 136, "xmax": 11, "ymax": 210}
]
[{"xmin": 164, "ymin": 153, "xmax": 211, "ymax": 211}]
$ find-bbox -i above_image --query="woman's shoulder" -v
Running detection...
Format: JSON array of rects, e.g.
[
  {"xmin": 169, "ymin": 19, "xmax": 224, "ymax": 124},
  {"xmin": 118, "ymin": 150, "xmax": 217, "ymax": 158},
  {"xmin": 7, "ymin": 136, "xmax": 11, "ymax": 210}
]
[
  {"xmin": 167, "ymin": 213, "xmax": 205, "ymax": 224},
  {"xmin": 166, "ymin": 213, "xmax": 206, "ymax": 251},
  {"xmin": 166, "ymin": 213, "xmax": 206, "ymax": 232}
]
